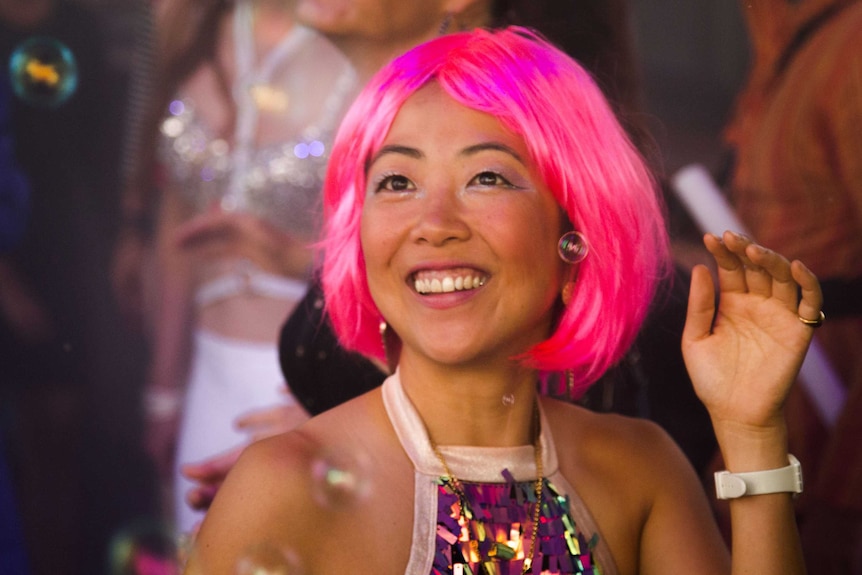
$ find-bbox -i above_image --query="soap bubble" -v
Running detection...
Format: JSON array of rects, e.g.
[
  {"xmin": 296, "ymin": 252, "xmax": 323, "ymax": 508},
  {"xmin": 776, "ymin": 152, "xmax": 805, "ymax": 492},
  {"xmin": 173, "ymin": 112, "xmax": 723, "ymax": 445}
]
[
  {"xmin": 235, "ymin": 542, "xmax": 304, "ymax": 575},
  {"xmin": 309, "ymin": 448, "xmax": 371, "ymax": 510},
  {"xmin": 107, "ymin": 518, "xmax": 180, "ymax": 575},
  {"xmin": 8, "ymin": 36, "xmax": 79, "ymax": 108}
]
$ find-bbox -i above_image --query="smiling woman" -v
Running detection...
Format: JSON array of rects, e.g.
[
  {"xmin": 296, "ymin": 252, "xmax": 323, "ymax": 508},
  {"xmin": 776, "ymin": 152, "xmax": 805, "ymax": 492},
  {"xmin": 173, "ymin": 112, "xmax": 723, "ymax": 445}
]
[
  {"xmin": 360, "ymin": 84, "xmax": 567, "ymax": 372},
  {"xmin": 185, "ymin": 28, "xmax": 818, "ymax": 575}
]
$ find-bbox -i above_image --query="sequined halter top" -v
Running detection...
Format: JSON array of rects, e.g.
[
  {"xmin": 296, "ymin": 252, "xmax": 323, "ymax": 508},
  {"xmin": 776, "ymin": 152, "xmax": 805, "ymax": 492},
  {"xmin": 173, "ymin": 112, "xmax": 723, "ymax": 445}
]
[{"xmin": 381, "ymin": 373, "xmax": 619, "ymax": 575}]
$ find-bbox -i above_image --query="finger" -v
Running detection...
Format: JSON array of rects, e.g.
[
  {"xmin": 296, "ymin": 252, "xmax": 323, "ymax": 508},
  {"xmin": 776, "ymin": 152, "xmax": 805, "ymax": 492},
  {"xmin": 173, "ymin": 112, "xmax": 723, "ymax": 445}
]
[
  {"xmin": 180, "ymin": 460, "xmax": 217, "ymax": 482},
  {"xmin": 720, "ymin": 231, "xmax": 775, "ymax": 296},
  {"xmin": 703, "ymin": 232, "xmax": 746, "ymax": 294},
  {"xmin": 682, "ymin": 264, "xmax": 717, "ymax": 343},
  {"xmin": 745, "ymin": 242, "xmax": 797, "ymax": 308},
  {"xmin": 181, "ymin": 448, "xmax": 243, "ymax": 480},
  {"xmin": 234, "ymin": 407, "xmax": 278, "ymax": 428},
  {"xmin": 186, "ymin": 483, "xmax": 219, "ymax": 511},
  {"xmin": 243, "ymin": 413, "xmax": 310, "ymax": 440},
  {"xmin": 792, "ymin": 260, "xmax": 824, "ymax": 323},
  {"xmin": 173, "ymin": 212, "xmax": 237, "ymax": 247},
  {"xmin": 235, "ymin": 403, "xmax": 307, "ymax": 430}
]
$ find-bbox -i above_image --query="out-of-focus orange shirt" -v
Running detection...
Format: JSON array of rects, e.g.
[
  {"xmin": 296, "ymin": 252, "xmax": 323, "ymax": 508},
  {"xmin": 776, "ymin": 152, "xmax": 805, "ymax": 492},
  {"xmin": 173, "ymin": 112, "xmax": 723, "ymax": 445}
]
[
  {"xmin": 726, "ymin": 0, "xmax": 862, "ymax": 278},
  {"xmin": 725, "ymin": 0, "xmax": 862, "ymax": 513}
]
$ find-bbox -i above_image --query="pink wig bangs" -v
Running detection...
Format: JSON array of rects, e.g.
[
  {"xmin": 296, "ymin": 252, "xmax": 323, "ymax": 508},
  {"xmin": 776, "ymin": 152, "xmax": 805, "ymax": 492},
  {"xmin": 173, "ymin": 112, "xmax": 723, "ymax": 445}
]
[{"xmin": 321, "ymin": 27, "xmax": 671, "ymax": 395}]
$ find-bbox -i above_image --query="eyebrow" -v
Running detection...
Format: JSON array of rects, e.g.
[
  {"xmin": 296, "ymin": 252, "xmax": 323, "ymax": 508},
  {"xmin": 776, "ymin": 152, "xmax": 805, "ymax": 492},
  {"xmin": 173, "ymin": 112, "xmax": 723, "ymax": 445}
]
[{"xmin": 367, "ymin": 141, "xmax": 526, "ymax": 170}]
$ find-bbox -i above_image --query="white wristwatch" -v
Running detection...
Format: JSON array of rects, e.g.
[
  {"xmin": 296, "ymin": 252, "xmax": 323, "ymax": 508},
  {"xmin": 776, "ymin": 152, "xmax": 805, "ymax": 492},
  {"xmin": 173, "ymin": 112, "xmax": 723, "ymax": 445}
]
[{"xmin": 714, "ymin": 454, "xmax": 803, "ymax": 500}]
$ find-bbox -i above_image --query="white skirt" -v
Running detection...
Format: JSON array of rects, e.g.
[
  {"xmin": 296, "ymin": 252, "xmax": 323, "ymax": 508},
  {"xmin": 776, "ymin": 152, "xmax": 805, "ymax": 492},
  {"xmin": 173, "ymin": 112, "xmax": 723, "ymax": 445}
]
[{"xmin": 173, "ymin": 329, "xmax": 296, "ymax": 534}]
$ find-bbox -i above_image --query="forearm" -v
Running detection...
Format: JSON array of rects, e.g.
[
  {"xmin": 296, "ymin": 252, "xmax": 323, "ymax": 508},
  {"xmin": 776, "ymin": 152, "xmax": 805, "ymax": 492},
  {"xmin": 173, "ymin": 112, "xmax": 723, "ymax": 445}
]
[
  {"xmin": 728, "ymin": 493, "xmax": 804, "ymax": 575},
  {"xmin": 714, "ymin": 421, "xmax": 806, "ymax": 575},
  {"xmin": 147, "ymin": 192, "xmax": 196, "ymax": 392},
  {"xmin": 147, "ymin": 273, "xmax": 194, "ymax": 390}
]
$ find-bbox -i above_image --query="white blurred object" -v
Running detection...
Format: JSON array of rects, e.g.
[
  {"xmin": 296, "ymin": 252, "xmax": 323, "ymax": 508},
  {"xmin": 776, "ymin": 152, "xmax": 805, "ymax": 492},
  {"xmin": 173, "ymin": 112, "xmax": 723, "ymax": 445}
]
[{"xmin": 671, "ymin": 164, "xmax": 847, "ymax": 428}]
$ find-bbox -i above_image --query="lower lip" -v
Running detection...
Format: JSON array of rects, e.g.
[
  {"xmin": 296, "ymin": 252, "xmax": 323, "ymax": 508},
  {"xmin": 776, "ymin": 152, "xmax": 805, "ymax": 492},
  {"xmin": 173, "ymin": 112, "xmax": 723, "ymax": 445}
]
[{"xmin": 412, "ymin": 286, "xmax": 483, "ymax": 309}]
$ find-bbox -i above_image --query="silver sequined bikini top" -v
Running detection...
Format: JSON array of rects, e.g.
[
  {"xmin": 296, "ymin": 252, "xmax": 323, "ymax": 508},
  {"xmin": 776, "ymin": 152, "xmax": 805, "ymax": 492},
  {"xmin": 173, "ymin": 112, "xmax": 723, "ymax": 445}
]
[{"xmin": 157, "ymin": 11, "xmax": 356, "ymax": 240}]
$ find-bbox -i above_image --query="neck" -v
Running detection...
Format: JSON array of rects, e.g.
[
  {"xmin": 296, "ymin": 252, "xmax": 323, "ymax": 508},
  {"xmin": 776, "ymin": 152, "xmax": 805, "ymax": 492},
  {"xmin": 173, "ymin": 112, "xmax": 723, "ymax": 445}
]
[
  {"xmin": 328, "ymin": 35, "xmax": 436, "ymax": 85},
  {"xmin": 323, "ymin": 4, "xmax": 494, "ymax": 85},
  {"xmin": 397, "ymin": 356, "xmax": 541, "ymax": 449},
  {"xmin": 248, "ymin": 0, "xmax": 295, "ymax": 55}
]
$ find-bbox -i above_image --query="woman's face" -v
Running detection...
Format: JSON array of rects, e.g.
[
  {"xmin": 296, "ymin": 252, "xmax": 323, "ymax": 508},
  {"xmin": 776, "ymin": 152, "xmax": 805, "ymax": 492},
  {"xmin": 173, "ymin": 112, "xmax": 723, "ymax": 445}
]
[{"xmin": 361, "ymin": 84, "xmax": 566, "ymax": 369}]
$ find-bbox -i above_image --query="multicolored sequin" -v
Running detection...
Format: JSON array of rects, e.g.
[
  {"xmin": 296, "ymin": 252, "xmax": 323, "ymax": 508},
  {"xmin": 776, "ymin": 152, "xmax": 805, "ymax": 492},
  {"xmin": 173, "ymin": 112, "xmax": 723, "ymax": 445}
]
[{"xmin": 432, "ymin": 471, "xmax": 602, "ymax": 575}]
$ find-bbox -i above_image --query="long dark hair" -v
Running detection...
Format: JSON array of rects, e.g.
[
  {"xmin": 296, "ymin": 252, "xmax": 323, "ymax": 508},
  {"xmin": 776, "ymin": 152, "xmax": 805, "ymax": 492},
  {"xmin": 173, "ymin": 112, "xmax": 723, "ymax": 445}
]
[{"xmin": 125, "ymin": 0, "xmax": 233, "ymax": 230}]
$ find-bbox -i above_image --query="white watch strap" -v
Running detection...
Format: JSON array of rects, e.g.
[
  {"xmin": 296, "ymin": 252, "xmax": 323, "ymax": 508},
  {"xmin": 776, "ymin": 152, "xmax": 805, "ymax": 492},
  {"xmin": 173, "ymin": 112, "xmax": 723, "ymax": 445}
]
[{"xmin": 714, "ymin": 454, "xmax": 803, "ymax": 500}]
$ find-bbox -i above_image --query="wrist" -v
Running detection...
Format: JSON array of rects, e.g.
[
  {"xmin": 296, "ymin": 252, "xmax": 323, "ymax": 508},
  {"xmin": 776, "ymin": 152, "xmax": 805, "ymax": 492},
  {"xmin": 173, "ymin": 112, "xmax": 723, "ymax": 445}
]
[
  {"xmin": 715, "ymin": 454, "xmax": 803, "ymax": 499},
  {"xmin": 144, "ymin": 386, "xmax": 183, "ymax": 421},
  {"xmin": 712, "ymin": 417, "xmax": 789, "ymax": 472}
]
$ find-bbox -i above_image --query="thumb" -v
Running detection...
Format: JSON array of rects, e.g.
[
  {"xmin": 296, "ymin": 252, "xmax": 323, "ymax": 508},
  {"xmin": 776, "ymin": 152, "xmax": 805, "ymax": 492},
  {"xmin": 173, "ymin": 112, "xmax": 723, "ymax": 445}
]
[
  {"xmin": 682, "ymin": 264, "xmax": 717, "ymax": 345},
  {"xmin": 181, "ymin": 446, "xmax": 243, "ymax": 481}
]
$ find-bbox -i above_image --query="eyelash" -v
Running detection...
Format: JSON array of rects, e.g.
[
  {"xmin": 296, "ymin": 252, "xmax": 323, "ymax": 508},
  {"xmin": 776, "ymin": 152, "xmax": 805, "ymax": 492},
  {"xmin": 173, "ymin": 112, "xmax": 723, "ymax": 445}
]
[
  {"xmin": 470, "ymin": 170, "xmax": 515, "ymax": 188},
  {"xmin": 373, "ymin": 172, "xmax": 413, "ymax": 193},
  {"xmin": 371, "ymin": 170, "xmax": 518, "ymax": 193}
]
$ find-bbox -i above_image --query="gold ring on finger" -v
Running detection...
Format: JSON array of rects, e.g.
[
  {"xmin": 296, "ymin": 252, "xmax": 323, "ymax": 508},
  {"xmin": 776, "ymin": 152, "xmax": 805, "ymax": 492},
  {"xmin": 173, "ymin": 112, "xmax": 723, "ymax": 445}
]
[{"xmin": 797, "ymin": 310, "xmax": 825, "ymax": 328}]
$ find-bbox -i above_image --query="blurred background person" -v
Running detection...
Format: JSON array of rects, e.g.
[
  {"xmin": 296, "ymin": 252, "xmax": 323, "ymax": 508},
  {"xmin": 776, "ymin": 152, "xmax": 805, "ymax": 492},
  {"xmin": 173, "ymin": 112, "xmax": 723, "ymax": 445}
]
[
  {"xmin": 721, "ymin": 0, "xmax": 862, "ymax": 571},
  {"xmin": 115, "ymin": 0, "xmax": 358, "ymax": 535}
]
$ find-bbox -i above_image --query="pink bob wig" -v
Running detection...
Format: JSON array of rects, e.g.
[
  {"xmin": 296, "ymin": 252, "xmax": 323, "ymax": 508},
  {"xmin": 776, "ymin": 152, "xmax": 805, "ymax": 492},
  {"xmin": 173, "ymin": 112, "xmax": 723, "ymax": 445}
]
[{"xmin": 320, "ymin": 27, "xmax": 671, "ymax": 396}]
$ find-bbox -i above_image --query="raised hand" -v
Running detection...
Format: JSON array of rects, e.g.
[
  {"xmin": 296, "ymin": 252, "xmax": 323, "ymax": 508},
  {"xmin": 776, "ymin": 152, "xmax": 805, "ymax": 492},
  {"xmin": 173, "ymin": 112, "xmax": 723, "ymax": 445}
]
[{"xmin": 681, "ymin": 231, "xmax": 823, "ymax": 433}]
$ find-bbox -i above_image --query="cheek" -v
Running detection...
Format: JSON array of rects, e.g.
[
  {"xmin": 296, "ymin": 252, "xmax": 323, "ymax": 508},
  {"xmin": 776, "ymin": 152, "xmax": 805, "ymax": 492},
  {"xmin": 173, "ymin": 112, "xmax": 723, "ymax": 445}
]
[
  {"xmin": 360, "ymin": 207, "xmax": 400, "ymax": 276},
  {"xmin": 497, "ymin": 210, "xmax": 565, "ymax": 297},
  {"xmin": 497, "ymin": 206, "xmax": 561, "ymax": 262},
  {"xmin": 359, "ymin": 212, "xmax": 381, "ymax": 269},
  {"xmin": 359, "ymin": 216, "xmax": 389, "ymax": 318}
]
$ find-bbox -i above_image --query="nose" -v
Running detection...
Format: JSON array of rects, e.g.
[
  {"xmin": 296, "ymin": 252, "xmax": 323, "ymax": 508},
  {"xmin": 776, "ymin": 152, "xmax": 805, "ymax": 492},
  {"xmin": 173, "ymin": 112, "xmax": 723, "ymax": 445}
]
[{"xmin": 410, "ymin": 186, "xmax": 471, "ymax": 246}]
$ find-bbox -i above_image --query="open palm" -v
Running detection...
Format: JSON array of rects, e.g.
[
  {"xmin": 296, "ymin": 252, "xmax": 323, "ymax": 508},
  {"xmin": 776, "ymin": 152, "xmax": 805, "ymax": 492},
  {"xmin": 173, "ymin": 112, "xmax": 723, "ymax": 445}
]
[{"xmin": 681, "ymin": 231, "xmax": 823, "ymax": 430}]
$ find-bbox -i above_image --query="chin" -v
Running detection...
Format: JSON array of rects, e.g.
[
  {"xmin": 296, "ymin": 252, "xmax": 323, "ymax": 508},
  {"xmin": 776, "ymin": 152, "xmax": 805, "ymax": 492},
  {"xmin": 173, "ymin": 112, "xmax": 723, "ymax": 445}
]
[
  {"xmin": 419, "ymin": 342, "xmax": 513, "ymax": 370},
  {"xmin": 294, "ymin": 0, "xmax": 351, "ymax": 32}
]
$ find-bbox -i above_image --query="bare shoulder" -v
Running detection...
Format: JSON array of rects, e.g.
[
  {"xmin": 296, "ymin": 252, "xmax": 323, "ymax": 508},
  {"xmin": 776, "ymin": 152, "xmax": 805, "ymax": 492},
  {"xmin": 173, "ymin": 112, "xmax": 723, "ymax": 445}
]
[
  {"xmin": 185, "ymin": 427, "xmax": 329, "ymax": 573},
  {"xmin": 224, "ymin": 386, "xmax": 396, "ymax": 511},
  {"xmin": 540, "ymin": 398, "xmax": 727, "ymax": 574},
  {"xmin": 541, "ymin": 396, "xmax": 687, "ymax": 478},
  {"xmin": 186, "ymin": 387, "xmax": 415, "ymax": 575}
]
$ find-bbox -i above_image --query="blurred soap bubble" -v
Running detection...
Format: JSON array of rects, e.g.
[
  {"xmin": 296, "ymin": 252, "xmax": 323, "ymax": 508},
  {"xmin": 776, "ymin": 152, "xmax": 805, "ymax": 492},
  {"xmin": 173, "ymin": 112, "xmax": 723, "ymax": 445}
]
[
  {"xmin": 235, "ymin": 542, "xmax": 304, "ymax": 575},
  {"xmin": 8, "ymin": 36, "xmax": 79, "ymax": 108},
  {"xmin": 107, "ymin": 518, "xmax": 180, "ymax": 575},
  {"xmin": 309, "ymin": 448, "xmax": 371, "ymax": 509}
]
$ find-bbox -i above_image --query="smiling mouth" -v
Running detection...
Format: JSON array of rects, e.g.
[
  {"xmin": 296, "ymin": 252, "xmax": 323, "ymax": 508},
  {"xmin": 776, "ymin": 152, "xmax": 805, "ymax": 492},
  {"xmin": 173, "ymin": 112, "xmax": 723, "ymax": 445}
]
[{"xmin": 412, "ymin": 269, "xmax": 488, "ymax": 294}]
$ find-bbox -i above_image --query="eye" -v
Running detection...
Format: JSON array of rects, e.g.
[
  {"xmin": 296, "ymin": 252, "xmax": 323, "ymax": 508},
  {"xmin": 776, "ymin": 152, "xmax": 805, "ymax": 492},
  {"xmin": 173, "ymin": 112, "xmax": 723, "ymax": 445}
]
[
  {"xmin": 375, "ymin": 173, "xmax": 415, "ymax": 193},
  {"xmin": 470, "ymin": 171, "xmax": 513, "ymax": 188}
]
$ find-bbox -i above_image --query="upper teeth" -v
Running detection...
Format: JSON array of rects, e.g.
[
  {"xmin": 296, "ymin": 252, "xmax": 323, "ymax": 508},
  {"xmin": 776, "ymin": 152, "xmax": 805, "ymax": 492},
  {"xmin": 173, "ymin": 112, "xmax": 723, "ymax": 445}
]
[{"xmin": 414, "ymin": 274, "xmax": 485, "ymax": 294}]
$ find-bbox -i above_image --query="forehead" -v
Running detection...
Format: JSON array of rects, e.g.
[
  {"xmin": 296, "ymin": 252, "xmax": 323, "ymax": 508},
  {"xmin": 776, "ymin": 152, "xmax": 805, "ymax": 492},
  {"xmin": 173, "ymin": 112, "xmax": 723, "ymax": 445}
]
[{"xmin": 381, "ymin": 83, "xmax": 527, "ymax": 153}]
